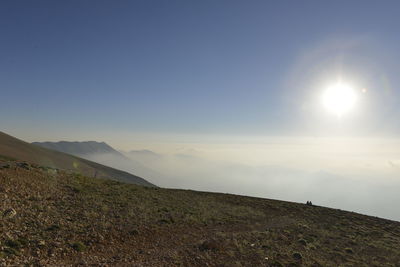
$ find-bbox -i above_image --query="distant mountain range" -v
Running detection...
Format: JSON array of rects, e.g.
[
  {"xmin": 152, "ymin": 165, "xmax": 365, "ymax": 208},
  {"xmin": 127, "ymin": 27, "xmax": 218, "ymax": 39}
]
[{"xmin": 0, "ymin": 131, "xmax": 154, "ymax": 187}]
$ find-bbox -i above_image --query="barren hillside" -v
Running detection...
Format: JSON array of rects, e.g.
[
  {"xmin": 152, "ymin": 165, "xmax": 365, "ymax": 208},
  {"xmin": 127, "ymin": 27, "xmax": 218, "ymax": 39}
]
[{"xmin": 1, "ymin": 158, "xmax": 399, "ymax": 266}]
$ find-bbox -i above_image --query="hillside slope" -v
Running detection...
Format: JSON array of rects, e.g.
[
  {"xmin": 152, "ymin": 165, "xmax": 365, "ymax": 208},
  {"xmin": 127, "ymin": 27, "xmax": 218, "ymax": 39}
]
[
  {"xmin": 0, "ymin": 132, "xmax": 154, "ymax": 187},
  {"xmin": 32, "ymin": 140, "xmax": 164, "ymax": 183},
  {"xmin": 1, "ymin": 158, "xmax": 399, "ymax": 266}
]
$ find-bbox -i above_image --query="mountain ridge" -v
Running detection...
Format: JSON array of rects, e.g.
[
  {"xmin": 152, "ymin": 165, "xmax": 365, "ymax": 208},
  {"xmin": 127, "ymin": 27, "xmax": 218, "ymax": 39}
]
[
  {"xmin": 33, "ymin": 140, "xmax": 164, "ymax": 184},
  {"xmin": 0, "ymin": 131, "xmax": 155, "ymax": 187}
]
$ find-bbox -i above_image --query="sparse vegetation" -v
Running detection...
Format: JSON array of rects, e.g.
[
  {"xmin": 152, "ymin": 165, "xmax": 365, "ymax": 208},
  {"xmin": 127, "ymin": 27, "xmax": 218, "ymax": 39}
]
[
  {"xmin": 1, "ymin": 158, "xmax": 400, "ymax": 266},
  {"xmin": 345, "ymin": 247, "xmax": 354, "ymax": 254},
  {"xmin": 71, "ymin": 241, "xmax": 87, "ymax": 252}
]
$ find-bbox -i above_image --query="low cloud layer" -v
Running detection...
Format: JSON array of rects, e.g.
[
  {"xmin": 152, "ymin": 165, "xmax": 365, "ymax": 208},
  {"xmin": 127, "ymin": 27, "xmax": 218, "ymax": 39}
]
[{"xmin": 89, "ymin": 137, "xmax": 400, "ymax": 221}]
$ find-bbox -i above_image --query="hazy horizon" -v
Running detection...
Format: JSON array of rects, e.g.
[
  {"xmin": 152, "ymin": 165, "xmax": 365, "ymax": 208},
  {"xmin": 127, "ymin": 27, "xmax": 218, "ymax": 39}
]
[{"xmin": 24, "ymin": 132, "xmax": 400, "ymax": 221}]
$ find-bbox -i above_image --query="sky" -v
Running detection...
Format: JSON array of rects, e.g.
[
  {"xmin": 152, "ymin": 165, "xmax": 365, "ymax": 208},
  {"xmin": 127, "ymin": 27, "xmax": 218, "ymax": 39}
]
[
  {"xmin": 2, "ymin": 0, "xmax": 400, "ymax": 141},
  {"xmin": 2, "ymin": 1, "xmax": 400, "ymax": 220}
]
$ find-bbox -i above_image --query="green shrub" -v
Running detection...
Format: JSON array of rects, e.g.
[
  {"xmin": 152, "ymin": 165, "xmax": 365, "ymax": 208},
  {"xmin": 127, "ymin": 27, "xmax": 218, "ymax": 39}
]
[
  {"xmin": 345, "ymin": 247, "xmax": 353, "ymax": 254},
  {"xmin": 71, "ymin": 241, "xmax": 87, "ymax": 252},
  {"xmin": 3, "ymin": 247, "xmax": 19, "ymax": 256},
  {"xmin": 46, "ymin": 224, "xmax": 61, "ymax": 231},
  {"xmin": 5, "ymin": 239, "xmax": 23, "ymax": 249}
]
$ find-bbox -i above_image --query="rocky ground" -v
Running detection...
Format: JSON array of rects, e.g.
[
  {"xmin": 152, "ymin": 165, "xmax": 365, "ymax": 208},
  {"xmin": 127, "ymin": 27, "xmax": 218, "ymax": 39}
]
[{"xmin": 1, "ymin": 158, "xmax": 400, "ymax": 266}]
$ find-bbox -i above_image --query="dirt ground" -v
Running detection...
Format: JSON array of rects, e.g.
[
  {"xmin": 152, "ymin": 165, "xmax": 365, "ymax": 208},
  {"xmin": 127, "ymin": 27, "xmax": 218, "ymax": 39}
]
[{"xmin": 1, "ymin": 159, "xmax": 400, "ymax": 266}]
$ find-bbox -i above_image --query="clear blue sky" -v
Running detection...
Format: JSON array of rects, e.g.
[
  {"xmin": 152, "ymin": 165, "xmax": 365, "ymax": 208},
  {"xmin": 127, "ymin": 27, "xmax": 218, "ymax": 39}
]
[{"xmin": 2, "ymin": 0, "xmax": 400, "ymax": 141}]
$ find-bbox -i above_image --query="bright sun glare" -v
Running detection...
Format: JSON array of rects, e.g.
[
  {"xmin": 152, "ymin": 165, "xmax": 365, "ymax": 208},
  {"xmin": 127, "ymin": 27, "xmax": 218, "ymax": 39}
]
[{"xmin": 322, "ymin": 82, "xmax": 357, "ymax": 117}]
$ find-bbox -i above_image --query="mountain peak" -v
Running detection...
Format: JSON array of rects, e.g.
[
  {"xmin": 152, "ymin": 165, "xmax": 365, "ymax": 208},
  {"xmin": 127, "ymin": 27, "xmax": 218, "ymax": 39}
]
[{"xmin": 0, "ymin": 132, "xmax": 154, "ymax": 187}]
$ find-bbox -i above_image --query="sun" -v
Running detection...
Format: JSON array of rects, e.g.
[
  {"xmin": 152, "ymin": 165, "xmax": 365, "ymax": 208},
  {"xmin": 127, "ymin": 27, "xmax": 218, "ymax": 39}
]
[{"xmin": 322, "ymin": 82, "xmax": 357, "ymax": 117}]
